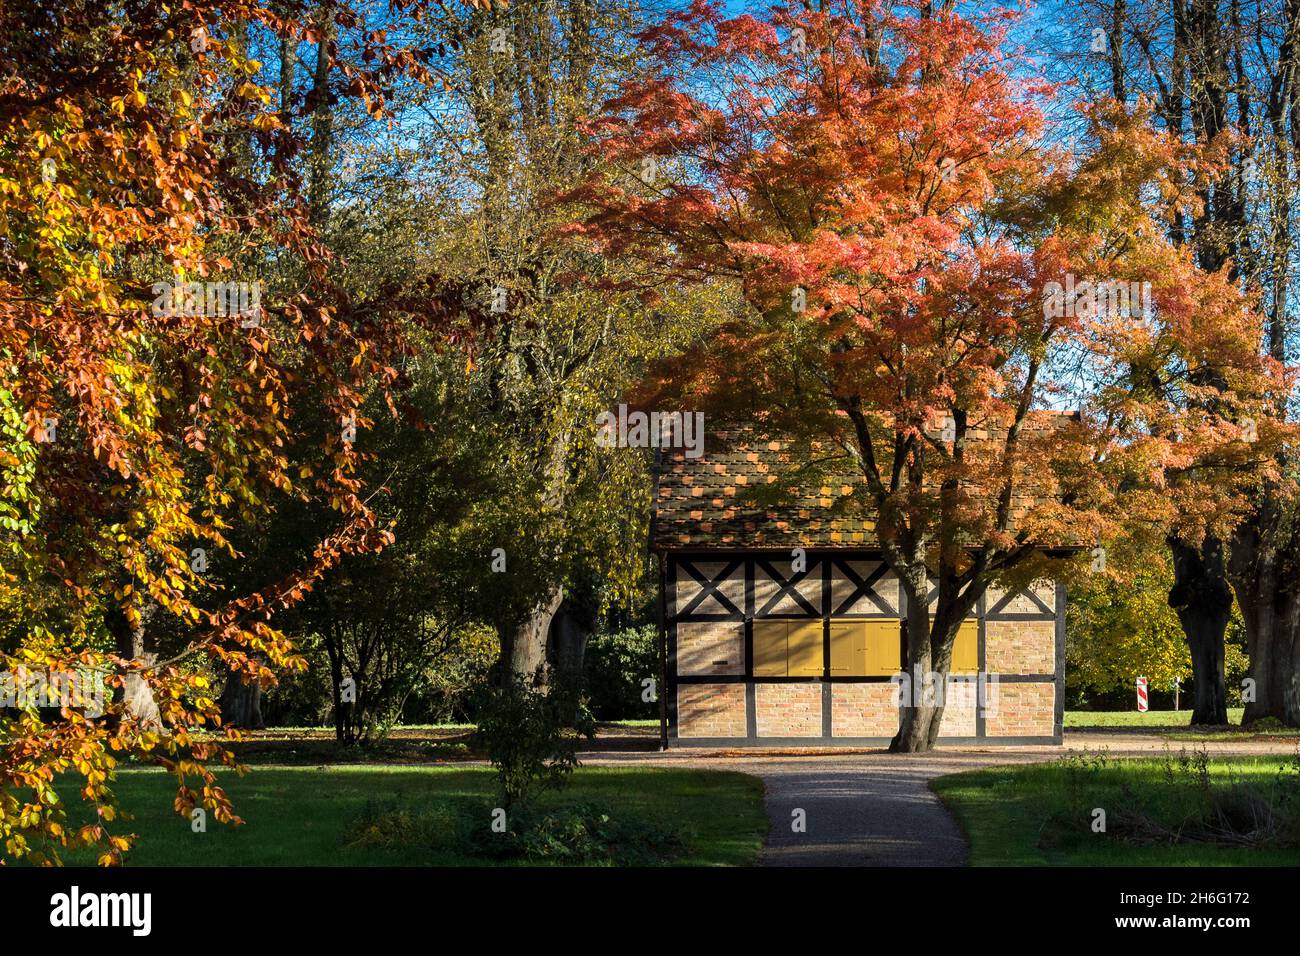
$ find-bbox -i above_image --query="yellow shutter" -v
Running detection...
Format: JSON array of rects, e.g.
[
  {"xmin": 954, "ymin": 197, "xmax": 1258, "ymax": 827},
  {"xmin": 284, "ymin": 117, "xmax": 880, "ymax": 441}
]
[
  {"xmin": 829, "ymin": 621, "xmax": 867, "ymax": 675},
  {"xmin": 864, "ymin": 619, "xmax": 902, "ymax": 675},
  {"xmin": 928, "ymin": 616, "xmax": 980, "ymax": 674},
  {"xmin": 787, "ymin": 620, "xmax": 824, "ymax": 677},
  {"xmin": 952, "ymin": 620, "xmax": 979, "ymax": 674},
  {"xmin": 752, "ymin": 620, "xmax": 788, "ymax": 676}
]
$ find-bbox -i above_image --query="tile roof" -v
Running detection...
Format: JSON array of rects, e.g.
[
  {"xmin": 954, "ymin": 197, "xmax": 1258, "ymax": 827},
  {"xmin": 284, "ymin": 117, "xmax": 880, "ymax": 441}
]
[{"xmin": 651, "ymin": 413, "xmax": 1080, "ymax": 551}]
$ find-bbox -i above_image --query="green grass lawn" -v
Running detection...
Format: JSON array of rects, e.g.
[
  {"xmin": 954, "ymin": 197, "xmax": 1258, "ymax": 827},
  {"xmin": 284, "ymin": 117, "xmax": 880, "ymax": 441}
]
[
  {"xmin": 1064, "ymin": 708, "xmax": 1300, "ymax": 739},
  {"xmin": 1065, "ymin": 708, "xmax": 1246, "ymax": 728},
  {"xmin": 59, "ymin": 765, "xmax": 766, "ymax": 867},
  {"xmin": 932, "ymin": 756, "xmax": 1300, "ymax": 866},
  {"xmin": 1066, "ymin": 712, "xmax": 1237, "ymax": 733}
]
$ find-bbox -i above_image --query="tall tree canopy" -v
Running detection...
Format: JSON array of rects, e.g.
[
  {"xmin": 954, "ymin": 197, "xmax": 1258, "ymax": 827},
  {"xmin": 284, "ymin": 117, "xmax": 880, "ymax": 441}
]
[
  {"xmin": 1040, "ymin": 0, "xmax": 1300, "ymax": 725},
  {"xmin": 566, "ymin": 0, "xmax": 1283, "ymax": 750},
  {"xmin": 0, "ymin": 0, "xmax": 457, "ymax": 863}
]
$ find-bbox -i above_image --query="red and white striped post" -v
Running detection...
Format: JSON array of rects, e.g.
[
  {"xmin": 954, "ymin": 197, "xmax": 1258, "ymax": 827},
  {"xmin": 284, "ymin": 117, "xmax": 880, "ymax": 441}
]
[{"xmin": 1136, "ymin": 676, "xmax": 1149, "ymax": 713}]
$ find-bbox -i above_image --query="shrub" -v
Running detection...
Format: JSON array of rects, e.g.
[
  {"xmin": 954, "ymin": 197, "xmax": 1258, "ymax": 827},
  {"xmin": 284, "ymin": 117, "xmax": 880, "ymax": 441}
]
[
  {"xmin": 468, "ymin": 801, "xmax": 685, "ymax": 864},
  {"xmin": 584, "ymin": 625, "xmax": 659, "ymax": 720},
  {"xmin": 343, "ymin": 797, "xmax": 686, "ymax": 865},
  {"xmin": 1041, "ymin": 746, "xmax": 1300, "ymax": 850},
  {"xmin": 473, "ymin": 674, "xmax": 595, "ymax": 809},
  {"xmin": 345, "ymin": 798, "xmax": 459, "ymax": 850}
]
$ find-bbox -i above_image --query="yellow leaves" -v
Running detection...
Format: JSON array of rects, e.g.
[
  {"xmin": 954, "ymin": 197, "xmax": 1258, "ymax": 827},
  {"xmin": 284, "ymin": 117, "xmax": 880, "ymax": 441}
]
[
  {"xmin": 0, "ymin": 0, "xmax": 431, "ymax": 874},
  {"xmin": 252, "ymin": 113, "xmax": 280, "ymax": 132},
  {"xmin": 237, "ymin": 82, "xmax": 272, "ymax": 105}
]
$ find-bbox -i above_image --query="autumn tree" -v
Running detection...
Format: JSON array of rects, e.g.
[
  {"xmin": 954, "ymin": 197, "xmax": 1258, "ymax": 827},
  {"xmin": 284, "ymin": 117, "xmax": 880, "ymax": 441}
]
[
  {"xmin": 566, "ymin": 0, "xmax": 1280, "ymax": 750},
  {"xmin": 1049, "ymin": 0, "xmax": 1300, "ymax": 726},
  {"xmin": 0, "ymin": 0, "xmax": 472, "ymax": 863},
  {"xmin": 402, "ymin": 0, "xmax": 719, "ymax": 687}
]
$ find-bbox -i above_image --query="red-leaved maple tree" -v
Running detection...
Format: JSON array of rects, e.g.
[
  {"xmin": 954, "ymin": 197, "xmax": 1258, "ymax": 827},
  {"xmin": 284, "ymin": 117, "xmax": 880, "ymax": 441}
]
[{"xmin": 565, "ymin": 0, "xmax": 1285, "ymax": 750}]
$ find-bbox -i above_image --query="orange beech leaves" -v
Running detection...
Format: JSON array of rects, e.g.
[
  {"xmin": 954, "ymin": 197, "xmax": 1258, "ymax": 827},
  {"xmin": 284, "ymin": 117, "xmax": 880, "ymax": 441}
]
[{"xmin": 0, "ymin": 0, "xmax": 479, "ymax": 864}]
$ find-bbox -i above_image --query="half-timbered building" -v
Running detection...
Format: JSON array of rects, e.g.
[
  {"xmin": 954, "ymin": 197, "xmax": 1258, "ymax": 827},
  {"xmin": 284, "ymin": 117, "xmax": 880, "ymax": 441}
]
[{"xmin": 652, "ymin": 430, "xmax": 1066, "ymax": 747}]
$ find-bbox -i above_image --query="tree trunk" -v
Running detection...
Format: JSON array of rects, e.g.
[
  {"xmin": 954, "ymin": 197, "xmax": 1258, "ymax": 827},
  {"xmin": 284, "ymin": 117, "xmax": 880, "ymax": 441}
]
[
  {"xmin": 1168, "ymin": 537, "xmax": 1232, "ymax": 725},
  {"xmin": 550, "ymin": 594, "xmax": 595, "ymax": 722},
  {"xmin": 495, "ymin": 427, "xmax": 571, "ymax": 685},
  {"xmin": 106, "ymin": 603, "xmax": 161, "ymax": 729},
  {"xmin": 550, "ymin": 595, "xmax": 593, "ymax": 680},
  {"xmin": 307, "ymin": 3, "xmax": 335, "ymax": 224},
  {"xmin": 1109, "ymin": 0, "xmax": 1127, "ymax": 102},
  {"xmin": 219, "ymin": 665, "xmax": 265, "ymax": 729},
  {"xmin": 499, "ymin": 585, "xmax": 564, "ymax": 687},
  {"xmin": 279, "ymin": 28, "xmax": 296, "ymax": 123},
  {"xmin": 1230, "ymin": 500, "xmax": 1300, "ymax": 726},
  {"xmin": 891, "ymin": 566, "xmax": 948, "ymax": 752},
  {"xmin": 323, "ymin": 626, "xmax": 355, "ymax": 744}
]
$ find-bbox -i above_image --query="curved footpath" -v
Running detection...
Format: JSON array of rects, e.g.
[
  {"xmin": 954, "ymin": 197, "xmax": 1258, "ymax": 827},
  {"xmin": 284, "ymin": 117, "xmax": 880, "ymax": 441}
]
[
  {"xmin": 581, "ymin": 732, "xmax": 1300, "ymax": 866},
  {"xmin": 582, "ymin": 748, "xmax": 1052, "ymax": 866}
]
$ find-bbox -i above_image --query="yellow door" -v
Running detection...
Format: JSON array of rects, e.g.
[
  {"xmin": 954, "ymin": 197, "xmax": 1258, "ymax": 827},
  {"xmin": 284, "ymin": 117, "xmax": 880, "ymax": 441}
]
[
  {"xmin": 864, "ymin": 619, "xmax": 902, "ymax": 675},
  {"xmin": 787, "ymin": 620, "xmax": 824, "ymax": 677},
  {"xmin": 951, "ymin": 620, "xmax": 979, "ymax": 674},
  {"xmin": 829, "ymin": 621, "xmax": 867, "ymax": 675},
  {"xmin": 752, "ymin": 620, "xmax": 788, "ymax": 676}
]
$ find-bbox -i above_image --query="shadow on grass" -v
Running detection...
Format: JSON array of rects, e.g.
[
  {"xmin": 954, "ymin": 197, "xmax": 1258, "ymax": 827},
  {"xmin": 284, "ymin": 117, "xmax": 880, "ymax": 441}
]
[{"xmin": 55, "ymin": 765, "xmax": 766, "ymax": 868}]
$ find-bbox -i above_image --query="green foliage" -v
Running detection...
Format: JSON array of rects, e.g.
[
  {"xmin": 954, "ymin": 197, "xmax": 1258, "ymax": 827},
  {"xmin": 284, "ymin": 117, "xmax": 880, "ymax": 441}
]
[
  {"xmin": 584, "ymin": 625, "xmax": 659, "ymax": 720},
  {"xmin": 411, "ymin": 625, "xmax": 499, "ymax": 724},
  {"xmin": 474, "ymin": 675, "xmax": 596, "ymax": 809},
  {"xmin": 470, "ymin": 801, "xmax": 685, "ymax": 864},
  {"xmin": 934, "ymin": 756, "xmax": 1300, "ymax": 865},
  {"xmin": 345, "ymin": 795, "xmax": 685, "ymax": 865},
  {"xmin": 0, "ymin": 380, "xmax": 38, "ymax": 543},
  {"xmin": 1067, "ymin": 552, "xmax": 1190, "ymax": 695},
  {"xmin": 1066, "ymin": 539, "xmax": 1252, "ymax": 706},
  {"xmin": 1224, "ymin": 617, "xmax": 1251, "ymax": 707},
  {"xmin": 1042, "ymin": 747, "xmax": 1300, "ymax": 850}
]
